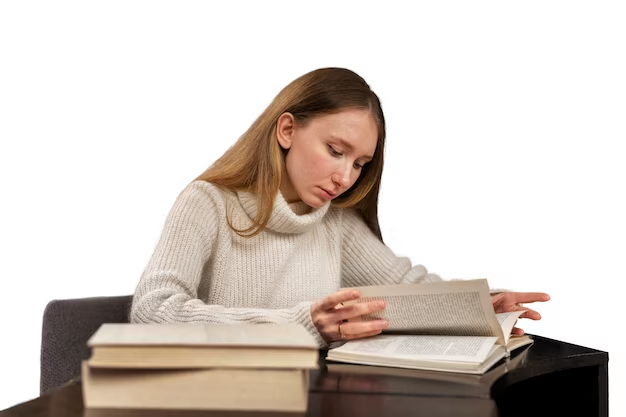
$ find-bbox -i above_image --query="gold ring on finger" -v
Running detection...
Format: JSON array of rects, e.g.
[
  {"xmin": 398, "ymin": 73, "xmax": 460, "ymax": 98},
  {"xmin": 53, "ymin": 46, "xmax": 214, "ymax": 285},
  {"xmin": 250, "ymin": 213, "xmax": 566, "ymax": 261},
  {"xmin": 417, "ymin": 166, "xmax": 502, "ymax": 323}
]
[{"xmin": 338, "ymin": 323, "xmax": 346, "ymax": 339}]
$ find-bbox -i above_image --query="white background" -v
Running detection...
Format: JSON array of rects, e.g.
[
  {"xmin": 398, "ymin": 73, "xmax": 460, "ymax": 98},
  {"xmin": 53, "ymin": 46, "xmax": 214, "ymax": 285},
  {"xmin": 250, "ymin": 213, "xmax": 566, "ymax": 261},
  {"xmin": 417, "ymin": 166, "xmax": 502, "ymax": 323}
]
[{"xmin": 1, "ymin": 1, "xmax": 624, "ymax": 414}]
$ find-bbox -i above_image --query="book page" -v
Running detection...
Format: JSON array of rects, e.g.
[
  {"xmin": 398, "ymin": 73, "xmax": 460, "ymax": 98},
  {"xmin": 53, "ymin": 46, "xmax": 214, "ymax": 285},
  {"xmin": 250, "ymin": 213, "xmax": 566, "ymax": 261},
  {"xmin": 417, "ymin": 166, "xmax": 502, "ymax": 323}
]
[
  {"xmin": 344, "ymin": 279, "xmax": 504, "ymax": 343},
  {"xmin": 329, "ymin": 335, "xmax": 498, "ymax": 364},
  {"xmin": 328, "ymin": 340, "xmax": 532, "ymax": 385},
  {"xmin": 496, "ymin": 311, "xmax": 525, "ymax": 345},
  {"xmin": 87, "ymin": 323, "xmax": 318, "ymax": 348}
]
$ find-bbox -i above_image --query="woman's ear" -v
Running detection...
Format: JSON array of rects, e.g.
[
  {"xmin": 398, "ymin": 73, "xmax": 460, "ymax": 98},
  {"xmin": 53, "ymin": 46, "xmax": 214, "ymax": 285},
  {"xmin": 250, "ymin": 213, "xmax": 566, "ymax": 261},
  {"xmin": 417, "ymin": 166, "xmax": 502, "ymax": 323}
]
[{"xmin": 276, "ymin": 112, "xmax": 295, "ymax": 150}]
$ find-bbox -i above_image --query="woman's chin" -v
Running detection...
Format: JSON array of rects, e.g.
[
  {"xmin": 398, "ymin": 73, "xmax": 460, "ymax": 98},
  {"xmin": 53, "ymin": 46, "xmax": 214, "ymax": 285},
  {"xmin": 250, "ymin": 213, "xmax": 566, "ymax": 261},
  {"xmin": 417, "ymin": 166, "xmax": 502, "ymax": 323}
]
[
  {"xmin": 301, "ymin": 194, "xmax": 329, "ymax": 209},
  {"xmin": 296, "ymin": 188, "xmax": 334, "ymax": 209},
  {"xmin": 302, "ymin": 199, "xmax": 323, "ymax": 209}
]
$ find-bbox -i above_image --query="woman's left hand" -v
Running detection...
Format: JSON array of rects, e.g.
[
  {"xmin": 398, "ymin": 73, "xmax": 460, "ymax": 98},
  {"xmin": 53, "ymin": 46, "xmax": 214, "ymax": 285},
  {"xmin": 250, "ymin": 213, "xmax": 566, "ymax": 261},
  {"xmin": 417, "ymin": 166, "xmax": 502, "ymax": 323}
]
[{"xmin": 491, "ymin": 292, "xmax": 550, "ymax": 336}]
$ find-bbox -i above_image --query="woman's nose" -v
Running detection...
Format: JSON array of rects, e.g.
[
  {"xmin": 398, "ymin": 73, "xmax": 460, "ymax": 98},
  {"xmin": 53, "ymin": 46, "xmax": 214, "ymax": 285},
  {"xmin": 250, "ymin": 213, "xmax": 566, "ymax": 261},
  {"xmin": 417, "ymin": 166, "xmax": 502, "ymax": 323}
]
[{"xmin": 332, "ymin": 163, "xmax": 353, "ymax": 188}]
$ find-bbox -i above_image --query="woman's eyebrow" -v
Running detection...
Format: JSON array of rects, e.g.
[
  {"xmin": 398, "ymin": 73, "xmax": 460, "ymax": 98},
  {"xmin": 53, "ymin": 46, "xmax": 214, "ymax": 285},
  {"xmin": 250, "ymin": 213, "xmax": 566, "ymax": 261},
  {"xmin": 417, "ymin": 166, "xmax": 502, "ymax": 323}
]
[{"xmin": 330, "ymin": 136, "xmax": 373, "ymax": 161}]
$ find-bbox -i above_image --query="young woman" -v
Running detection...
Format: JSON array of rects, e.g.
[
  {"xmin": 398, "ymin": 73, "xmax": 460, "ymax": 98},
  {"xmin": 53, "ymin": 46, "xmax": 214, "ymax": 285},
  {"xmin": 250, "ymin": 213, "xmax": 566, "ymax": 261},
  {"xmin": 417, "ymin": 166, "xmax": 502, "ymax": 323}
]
[{"xmin": 130, "ymin": 67, "xmax": 549, "ymax": 346}]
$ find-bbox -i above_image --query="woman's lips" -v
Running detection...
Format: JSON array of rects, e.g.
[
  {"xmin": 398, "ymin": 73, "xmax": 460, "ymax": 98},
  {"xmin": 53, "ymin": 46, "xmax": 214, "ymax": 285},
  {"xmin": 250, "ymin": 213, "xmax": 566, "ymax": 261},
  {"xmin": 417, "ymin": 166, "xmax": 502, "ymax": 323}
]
[{"xmin": 319, "ymin": 187, "xmax": 336, "ymax": 199}]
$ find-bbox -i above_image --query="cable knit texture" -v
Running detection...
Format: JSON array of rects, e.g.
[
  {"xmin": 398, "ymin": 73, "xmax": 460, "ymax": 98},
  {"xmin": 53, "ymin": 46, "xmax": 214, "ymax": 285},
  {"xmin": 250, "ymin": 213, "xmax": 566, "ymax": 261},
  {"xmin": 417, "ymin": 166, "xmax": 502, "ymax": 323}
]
[{"xmin": 131, "ymin": 180, "xmax": 442, "ymax": 347}]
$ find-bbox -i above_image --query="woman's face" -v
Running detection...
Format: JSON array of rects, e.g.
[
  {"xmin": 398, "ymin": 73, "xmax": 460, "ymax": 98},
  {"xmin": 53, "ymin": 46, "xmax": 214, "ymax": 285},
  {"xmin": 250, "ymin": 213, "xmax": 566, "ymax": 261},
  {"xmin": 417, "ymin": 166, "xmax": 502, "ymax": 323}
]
[{"xmin": 277, "ymin": 108, "xmax": 378, "ymax": 208}]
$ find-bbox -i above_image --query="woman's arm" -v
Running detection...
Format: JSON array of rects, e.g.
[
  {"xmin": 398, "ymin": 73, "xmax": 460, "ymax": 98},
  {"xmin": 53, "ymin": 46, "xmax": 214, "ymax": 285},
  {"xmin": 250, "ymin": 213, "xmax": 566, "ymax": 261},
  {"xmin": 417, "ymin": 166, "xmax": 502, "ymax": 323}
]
[
  {"xmin": 340, "ymin": 208, "xmax": 442, "ymax": 287},
  {"xmin": 130, "ymin": 182, "xmax": 323, "ymax": 345},
  {"xmin": 339, "ymin": 208, "xmax": 550, "ymax": 334}
]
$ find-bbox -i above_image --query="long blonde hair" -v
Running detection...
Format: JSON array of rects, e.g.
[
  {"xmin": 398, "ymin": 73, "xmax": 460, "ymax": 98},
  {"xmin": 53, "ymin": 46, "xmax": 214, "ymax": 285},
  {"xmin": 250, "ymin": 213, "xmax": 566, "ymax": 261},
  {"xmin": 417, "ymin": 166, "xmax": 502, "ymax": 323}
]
[{"xmin": 196, "ymin": 67, "xmax": 386, "ymax": 240}]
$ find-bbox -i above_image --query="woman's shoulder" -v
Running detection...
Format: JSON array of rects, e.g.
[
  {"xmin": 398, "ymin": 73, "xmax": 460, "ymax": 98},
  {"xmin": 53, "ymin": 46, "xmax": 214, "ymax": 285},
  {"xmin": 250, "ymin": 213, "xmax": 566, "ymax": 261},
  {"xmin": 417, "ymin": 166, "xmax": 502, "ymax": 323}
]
[
  {"xmin": 176, "ymin": 180, "xmax": 236, "ymax": 214},
  {"xmin": 183, "ymin": 180, "xmax": 234, "ymax": 196}
]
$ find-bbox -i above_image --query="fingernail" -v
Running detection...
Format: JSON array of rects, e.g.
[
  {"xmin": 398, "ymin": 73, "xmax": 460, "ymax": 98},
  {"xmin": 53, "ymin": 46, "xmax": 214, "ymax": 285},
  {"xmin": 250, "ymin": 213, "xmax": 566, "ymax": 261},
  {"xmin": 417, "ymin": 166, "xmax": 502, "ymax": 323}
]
[
  {"xmin": 378, "ymin": 320, "xmax": 389, "ymax": 329},
  {"xmin": 377, "ymin": 301, "xmax": 386, "ymax": 309}
]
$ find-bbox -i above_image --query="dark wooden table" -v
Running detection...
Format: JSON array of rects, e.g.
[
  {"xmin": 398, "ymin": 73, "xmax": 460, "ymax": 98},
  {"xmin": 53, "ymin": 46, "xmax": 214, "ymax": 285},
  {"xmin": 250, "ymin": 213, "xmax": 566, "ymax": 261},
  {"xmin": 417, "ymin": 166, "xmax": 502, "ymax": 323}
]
[{"xmin": 0, "ymin": 335, "xmax": 608, "ymax": 417}]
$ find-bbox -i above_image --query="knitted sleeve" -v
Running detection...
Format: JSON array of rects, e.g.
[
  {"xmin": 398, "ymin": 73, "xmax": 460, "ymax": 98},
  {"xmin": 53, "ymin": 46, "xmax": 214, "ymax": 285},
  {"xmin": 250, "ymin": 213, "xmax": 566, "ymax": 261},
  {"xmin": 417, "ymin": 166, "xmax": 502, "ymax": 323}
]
[
  {"xmin": 130, "ymin": 182, "xmax": 324, "ymax": 346},
  {"xmin": 340, "ymin": 208, "xmax": 443, "ymax": 287}
]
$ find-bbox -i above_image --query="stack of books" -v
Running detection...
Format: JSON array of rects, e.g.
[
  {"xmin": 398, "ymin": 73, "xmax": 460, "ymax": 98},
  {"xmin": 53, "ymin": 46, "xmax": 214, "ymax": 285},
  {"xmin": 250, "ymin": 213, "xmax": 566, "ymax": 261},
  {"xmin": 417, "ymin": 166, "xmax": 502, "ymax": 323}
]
[{"xmin": 81, "ymin": 323, "xmax": 318, "ymax": 415}]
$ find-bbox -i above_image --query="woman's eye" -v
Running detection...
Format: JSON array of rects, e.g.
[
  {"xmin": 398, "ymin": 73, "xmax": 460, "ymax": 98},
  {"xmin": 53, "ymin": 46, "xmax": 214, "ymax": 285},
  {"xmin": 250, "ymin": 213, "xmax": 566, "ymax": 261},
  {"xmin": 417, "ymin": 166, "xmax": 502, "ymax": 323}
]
[
  {"xmin": 328, "ymin": 145, "xmax": 342, "ymax": 156},
  {"xmin": 353, "ymin": 162, "xmax": 364, "ymax": 170}
]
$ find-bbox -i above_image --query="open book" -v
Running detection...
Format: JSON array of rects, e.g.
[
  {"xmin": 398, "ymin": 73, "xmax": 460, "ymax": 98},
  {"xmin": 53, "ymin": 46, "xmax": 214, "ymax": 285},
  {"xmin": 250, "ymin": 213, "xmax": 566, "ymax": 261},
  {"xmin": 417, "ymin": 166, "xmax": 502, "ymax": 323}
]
[
  {"xmin": 325, "ymin": 342, "xmax": 532, "ymax": 398},
  {"xmin": 326, "ymin": 279, "xmax": 532, "ymax": 374}
]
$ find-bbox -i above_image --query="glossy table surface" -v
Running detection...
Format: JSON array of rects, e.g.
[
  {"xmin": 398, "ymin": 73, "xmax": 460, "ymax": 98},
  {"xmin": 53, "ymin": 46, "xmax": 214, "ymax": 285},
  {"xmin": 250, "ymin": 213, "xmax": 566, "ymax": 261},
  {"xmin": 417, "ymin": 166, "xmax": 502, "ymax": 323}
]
[{"xmin": 0, "ymin": 334, "xmax": 608, "ymax": 417}]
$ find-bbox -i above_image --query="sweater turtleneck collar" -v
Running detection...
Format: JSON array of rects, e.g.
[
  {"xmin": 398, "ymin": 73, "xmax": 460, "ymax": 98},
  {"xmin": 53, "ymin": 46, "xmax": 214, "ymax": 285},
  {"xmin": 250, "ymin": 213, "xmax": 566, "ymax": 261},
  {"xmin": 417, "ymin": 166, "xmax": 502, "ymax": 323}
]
[{"xmin": 237, "ymin": 190, "xmax": 331, "ymax": 234}]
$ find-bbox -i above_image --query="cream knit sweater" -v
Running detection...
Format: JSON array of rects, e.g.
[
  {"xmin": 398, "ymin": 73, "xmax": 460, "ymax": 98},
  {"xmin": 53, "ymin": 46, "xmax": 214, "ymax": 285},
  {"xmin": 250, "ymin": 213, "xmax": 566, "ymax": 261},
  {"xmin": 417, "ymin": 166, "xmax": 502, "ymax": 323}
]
[{"xmin": 130, "ymin": 180, "xmax": 442, "ymax": 346}]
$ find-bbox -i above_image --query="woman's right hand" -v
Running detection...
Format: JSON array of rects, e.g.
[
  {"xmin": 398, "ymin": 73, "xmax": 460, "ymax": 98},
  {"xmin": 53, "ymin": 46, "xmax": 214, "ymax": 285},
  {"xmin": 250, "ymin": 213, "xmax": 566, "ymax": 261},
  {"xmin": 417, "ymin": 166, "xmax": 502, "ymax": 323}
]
[{"xmin": 310, "ymin": 289, "xmax": 388, "ymax": 344}]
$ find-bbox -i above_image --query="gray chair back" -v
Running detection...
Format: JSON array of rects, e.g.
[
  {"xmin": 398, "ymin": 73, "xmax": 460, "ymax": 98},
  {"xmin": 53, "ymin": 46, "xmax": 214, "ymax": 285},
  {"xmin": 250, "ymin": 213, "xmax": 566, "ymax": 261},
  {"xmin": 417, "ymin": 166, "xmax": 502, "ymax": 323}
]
[{"xmin": 40, "ymin": 295, "xmax": 133, "ymax": 394}]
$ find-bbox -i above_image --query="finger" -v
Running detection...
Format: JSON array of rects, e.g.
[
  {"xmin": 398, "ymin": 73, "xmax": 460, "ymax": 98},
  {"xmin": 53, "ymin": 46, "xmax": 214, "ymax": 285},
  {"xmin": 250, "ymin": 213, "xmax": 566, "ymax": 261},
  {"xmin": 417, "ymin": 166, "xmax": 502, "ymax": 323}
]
[
  {"xmin": 342, "ymin": 328, "xmax": 385, "ymax": 341},
  {"xmin": 318, "ymin": 289, "xmax": 361, "ymax": 311},
  {"xmin": 511, "ymin": 327, "xmax": 525, "ymax": 336},
  {"xmin": 511, "ymin": 292, "xmax": 551, "ymax": 304},
  {"xmin": 339, "ymin": 320, "xmax": 388, "ymax": 339},
  {"xmin": 518, "ymin": 308, "xmax": 542, "ymax": 320},
  {"xmin": 333, "ymin": 300, "xmax": 386, "ymax": 321}
]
